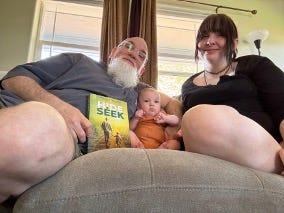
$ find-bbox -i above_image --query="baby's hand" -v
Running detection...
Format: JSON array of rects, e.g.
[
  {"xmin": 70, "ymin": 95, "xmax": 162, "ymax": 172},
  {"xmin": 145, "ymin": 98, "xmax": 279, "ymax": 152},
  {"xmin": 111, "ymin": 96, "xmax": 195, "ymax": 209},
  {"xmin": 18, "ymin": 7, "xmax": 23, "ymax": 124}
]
[
  {"xmin": 135, "ymin": 109, "xmax": 144, "ymax": 119},
  {"xmin": 154, "ymin": 112, "xmax": 167, "ymax": 124}
]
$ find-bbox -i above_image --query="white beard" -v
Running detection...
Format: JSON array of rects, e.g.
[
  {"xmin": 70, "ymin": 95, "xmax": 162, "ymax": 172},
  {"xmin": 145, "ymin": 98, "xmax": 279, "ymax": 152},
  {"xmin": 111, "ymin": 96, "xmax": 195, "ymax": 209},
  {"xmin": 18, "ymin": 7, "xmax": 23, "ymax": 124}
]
[{"xmin": 107, "ymin": 58, "xmax": 139, "ymax": 88}]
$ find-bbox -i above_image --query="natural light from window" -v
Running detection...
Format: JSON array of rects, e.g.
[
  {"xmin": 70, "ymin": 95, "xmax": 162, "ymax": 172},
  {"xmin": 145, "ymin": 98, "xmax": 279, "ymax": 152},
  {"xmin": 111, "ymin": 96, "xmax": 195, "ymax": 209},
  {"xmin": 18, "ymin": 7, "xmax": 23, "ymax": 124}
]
[
  {"xmin": 36, "ymin": 0, "xmax": 204, "ymax": 97},
  {"xmin": 156, "ymin": 12, "xmax": 203, "ymax": 96},
  {"xmin": 36, "ymin": 0, "xmax": 102, "ymax": 61}
]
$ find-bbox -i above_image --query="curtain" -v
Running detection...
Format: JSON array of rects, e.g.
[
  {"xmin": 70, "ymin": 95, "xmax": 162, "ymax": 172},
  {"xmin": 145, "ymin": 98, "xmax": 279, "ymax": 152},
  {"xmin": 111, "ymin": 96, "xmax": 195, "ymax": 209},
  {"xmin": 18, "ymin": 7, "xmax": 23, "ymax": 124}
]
[
  {"xmin": 139, "ymin": 0, "xmax": 157, "ymax": 88},
  {"xmin": 128, "ymin": 0, "xmax": 157, "ymax": 88},
  {"xmin": 100, "ymin": 0, "xmax": 130, "ymax": 64},
  {"xmin": 128, "ymin": 0, "xmax": 141, "ymax": 37}
]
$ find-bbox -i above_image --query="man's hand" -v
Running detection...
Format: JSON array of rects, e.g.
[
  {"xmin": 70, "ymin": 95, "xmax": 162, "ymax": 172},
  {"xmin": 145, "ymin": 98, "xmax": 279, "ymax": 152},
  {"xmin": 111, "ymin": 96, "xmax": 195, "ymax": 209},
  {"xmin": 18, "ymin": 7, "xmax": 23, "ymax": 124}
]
[{"xmin": 56, "ymin": 102, "xmax": 92, "ymax": 143}]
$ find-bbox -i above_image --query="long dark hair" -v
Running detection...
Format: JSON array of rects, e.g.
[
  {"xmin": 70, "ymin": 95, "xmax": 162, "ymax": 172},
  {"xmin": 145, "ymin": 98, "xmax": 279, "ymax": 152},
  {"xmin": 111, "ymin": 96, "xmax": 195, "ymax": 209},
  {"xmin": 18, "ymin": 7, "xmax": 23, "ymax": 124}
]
[{"xmin": 195, "ymin": 14, "xmax": 238, "ymax": 63}]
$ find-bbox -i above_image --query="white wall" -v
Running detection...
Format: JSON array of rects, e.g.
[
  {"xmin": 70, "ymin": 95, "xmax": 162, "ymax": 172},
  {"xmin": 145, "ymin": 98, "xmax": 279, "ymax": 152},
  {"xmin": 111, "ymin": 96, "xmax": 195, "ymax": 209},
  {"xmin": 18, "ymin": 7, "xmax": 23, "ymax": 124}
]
[{"xmin": 0, "ymin": 71, "xmax": 8, "ymax": 79}]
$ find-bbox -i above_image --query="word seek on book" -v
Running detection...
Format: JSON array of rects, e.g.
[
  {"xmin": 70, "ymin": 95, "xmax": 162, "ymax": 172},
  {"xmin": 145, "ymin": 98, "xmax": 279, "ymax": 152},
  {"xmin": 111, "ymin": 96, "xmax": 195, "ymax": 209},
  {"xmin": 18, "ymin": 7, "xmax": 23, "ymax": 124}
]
[{"xmin": 97, "ymin": 101, "xmax": 125, "ymax": 119}]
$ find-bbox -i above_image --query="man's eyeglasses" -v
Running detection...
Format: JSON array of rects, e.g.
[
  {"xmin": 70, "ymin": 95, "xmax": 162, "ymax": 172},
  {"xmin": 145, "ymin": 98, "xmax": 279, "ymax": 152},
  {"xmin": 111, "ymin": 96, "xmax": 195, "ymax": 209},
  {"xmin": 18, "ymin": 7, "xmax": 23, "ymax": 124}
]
[{"xmin": 118, "ymin": 41, "xmax": 147, "ymax": 63}]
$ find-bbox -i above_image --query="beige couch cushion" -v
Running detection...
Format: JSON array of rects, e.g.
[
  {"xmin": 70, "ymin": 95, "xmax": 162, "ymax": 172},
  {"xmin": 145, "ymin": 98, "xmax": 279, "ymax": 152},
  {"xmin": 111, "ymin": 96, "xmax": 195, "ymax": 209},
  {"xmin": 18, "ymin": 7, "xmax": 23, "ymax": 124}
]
[{"xmin": 14, "ymin": 148, "xmax": 284, "ymax": 212}]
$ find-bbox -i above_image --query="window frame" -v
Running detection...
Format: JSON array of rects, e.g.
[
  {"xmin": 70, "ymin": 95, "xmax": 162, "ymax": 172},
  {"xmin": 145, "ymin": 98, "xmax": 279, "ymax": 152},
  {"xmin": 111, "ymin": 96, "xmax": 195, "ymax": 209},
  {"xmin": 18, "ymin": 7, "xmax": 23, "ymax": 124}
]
[{"xmin": 34, "ymin": 0, "xmax": 103, "ymax": 61}]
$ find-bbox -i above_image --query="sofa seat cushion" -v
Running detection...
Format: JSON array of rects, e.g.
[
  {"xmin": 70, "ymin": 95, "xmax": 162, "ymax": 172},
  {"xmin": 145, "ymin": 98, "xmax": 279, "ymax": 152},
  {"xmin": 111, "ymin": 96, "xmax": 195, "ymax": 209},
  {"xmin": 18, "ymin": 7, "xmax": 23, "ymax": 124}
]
[{"xmin": 14, "ymin": 148, "xmax": 284, "ymax": 212}]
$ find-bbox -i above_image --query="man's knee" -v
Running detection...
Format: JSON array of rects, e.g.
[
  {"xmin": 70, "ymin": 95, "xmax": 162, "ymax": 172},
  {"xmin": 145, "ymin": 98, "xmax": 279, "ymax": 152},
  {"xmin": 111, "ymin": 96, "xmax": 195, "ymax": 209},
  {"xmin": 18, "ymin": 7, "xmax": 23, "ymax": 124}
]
[
  {"xmin": 0, "ymin": 101, "xmax": 75, "ymax": 200},
  {"xmin": 1, "ymin": 100, "xmax": 74, "ymax": 163}
]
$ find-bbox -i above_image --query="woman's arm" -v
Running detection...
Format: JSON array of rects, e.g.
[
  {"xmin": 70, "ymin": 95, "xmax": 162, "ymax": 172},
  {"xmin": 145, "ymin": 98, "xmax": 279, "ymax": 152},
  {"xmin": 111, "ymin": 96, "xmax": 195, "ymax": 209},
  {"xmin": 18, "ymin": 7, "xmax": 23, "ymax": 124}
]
[{"xmin": 249, "ymin": 56, "xmax": 284, "ymax": 131}]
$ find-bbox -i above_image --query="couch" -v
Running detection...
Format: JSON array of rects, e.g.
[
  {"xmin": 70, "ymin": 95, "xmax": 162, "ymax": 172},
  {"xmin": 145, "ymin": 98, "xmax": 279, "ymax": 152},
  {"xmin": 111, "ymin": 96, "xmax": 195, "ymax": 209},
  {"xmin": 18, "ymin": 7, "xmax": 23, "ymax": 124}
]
[{"xmin": 2, "ymin": 148, "xmax": 284, "ymax": 212}]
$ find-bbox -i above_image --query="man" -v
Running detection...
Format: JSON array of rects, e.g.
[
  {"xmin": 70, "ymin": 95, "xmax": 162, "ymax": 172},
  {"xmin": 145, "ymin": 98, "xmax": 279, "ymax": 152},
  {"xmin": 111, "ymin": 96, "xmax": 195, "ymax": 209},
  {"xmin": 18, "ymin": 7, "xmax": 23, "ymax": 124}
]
[{"xmin": 0, "ymin": 37, "xmax": 182, "ymax": 203}]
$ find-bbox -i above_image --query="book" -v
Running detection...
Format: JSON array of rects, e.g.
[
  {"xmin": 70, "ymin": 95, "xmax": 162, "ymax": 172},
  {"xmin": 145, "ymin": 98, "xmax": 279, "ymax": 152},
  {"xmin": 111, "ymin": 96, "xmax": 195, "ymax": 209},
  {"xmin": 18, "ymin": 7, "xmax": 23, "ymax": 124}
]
[{"xmin": 87, "ymin": 94, "xmax": 131, "ymax": 152}]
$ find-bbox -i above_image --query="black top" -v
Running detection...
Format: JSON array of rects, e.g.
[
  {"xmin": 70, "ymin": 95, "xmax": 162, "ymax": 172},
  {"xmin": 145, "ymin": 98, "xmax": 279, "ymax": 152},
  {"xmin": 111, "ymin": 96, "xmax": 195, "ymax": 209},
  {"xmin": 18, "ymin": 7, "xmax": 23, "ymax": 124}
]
[{"xmin": 181, "ymin": 55, "xmax": 284, "ymax": 141}]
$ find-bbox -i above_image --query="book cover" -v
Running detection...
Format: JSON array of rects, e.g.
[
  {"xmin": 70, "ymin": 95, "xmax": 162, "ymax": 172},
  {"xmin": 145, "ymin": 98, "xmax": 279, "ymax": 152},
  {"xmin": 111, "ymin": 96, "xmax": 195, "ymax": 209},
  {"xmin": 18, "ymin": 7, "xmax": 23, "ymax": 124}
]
[{"xmin": 87, "ymin": 94, "xmax": 131, "ymax": 152}]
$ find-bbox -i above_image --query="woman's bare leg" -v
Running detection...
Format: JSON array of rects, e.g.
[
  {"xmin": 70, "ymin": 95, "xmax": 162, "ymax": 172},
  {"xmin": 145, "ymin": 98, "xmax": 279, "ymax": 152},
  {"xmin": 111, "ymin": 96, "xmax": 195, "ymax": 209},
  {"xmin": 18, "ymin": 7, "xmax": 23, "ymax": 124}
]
[
  {"xmin": 181, "ymin": 104, "xmax": 283, "ymax": 174},
  {"xmin": 0, "ymin": 102, "xmax": 75, "ymax": 203}
]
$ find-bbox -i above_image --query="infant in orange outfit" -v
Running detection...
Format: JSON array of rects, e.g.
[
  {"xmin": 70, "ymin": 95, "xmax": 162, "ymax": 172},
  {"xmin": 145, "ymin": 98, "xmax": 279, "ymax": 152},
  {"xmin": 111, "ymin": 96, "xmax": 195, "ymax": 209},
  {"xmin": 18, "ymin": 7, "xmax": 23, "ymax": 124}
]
[{"xmin": 130, "ymin": 88, "xmax": 180, "ymax": 149}]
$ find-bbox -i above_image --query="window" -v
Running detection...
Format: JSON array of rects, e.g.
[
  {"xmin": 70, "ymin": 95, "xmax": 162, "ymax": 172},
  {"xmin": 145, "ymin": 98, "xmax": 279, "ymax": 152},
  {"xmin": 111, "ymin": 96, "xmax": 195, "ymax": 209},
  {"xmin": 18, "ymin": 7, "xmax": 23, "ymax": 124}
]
[
  {"xmin": 36, "ymin": 1, "xmax": 204, "ymax": 97},
  {"xmin": 157, "ymin": 8, "xmax": 204, "ymax": 96},
  {"xmin": 35, "ymin": 0, "xmax": 103, "ymax": 61}
]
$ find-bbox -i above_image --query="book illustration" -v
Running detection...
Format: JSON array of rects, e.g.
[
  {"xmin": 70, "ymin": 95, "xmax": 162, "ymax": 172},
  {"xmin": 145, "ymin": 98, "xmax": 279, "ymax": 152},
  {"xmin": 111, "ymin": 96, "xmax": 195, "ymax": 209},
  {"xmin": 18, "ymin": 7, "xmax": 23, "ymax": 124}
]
[{"xmin": 87, "ymin": 94, "xmax": 130, "ymax": 152}]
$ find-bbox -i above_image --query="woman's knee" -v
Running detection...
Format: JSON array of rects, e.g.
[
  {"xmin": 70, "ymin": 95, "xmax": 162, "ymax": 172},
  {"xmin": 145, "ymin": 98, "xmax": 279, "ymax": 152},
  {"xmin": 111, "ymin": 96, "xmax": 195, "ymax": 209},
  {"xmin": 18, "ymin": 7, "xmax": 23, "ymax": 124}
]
[
  {"xmin": 182, "ymin": 104, "xmax": 238, "ymax": 130},
  {"xmin": 181, "ymin": 104, "xmax": 239, "ymax": 146}
]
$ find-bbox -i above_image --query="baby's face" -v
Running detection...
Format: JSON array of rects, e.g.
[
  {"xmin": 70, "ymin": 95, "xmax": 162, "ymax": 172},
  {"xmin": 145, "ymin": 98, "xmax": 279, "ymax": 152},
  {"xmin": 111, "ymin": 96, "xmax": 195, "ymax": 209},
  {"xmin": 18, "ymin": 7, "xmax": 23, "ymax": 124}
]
[{"xmin": 138, "ymin": 90, "xmax": 161, "ymax": 117}]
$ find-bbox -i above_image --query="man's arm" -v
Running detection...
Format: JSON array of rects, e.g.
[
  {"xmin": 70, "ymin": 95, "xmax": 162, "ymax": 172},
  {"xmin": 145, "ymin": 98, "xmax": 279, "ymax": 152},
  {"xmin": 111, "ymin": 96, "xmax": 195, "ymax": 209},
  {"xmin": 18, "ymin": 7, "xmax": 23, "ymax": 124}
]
[
  {"xmin": 2, "ymin": 76, "xmax": 92, "ymax": 143},
  {"xmin": 159, "ymin": 92, "xmax": 183, "ymax": 150},
  {"xmin": 159, "ymin": 92, "xmax": 183, "ymax": 120}
]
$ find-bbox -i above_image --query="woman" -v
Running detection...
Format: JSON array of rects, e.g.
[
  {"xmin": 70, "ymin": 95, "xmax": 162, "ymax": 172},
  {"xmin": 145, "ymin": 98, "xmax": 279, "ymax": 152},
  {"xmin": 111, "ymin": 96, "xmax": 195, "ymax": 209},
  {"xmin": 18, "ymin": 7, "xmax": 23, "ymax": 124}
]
[{"xmin": 181, "ymin": 13, "xmax": 284, "ymax": 174}]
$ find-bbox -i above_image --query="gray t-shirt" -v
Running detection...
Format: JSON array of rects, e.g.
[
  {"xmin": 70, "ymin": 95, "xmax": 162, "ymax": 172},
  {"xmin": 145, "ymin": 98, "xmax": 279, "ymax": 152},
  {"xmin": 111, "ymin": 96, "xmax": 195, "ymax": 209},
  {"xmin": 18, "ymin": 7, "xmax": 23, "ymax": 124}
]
[{"xmin": 0, "ymin": 53, "xmax": 149, "ymax": 119}]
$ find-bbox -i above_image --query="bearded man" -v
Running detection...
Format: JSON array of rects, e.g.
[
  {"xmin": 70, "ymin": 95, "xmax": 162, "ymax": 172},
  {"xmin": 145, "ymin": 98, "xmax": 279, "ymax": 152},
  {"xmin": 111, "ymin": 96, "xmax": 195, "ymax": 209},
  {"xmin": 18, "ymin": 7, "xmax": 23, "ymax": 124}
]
[{"xmin": 0, "ymin": 37, "xmax": 182, "ymax": 203}]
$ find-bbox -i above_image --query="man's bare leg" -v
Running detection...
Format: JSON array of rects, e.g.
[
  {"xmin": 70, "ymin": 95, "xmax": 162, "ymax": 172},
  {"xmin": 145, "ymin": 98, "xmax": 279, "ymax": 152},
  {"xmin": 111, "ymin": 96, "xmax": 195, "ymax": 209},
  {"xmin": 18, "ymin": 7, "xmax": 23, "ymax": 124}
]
[
  {"xmin": 181, "ymin": 104, "xmax": 283, "ymax": 174},
  {"xmin": 0, "ymin": 102, "xmax": 75, "ymax": 203}
]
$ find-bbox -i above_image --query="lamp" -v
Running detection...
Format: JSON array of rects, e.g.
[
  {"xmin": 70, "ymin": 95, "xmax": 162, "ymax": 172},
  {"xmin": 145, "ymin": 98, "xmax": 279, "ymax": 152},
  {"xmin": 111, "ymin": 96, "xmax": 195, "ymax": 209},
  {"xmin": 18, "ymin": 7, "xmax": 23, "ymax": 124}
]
[{"xmin": 247, "ymin": 29, "xmax": 269, "ymax": 56}]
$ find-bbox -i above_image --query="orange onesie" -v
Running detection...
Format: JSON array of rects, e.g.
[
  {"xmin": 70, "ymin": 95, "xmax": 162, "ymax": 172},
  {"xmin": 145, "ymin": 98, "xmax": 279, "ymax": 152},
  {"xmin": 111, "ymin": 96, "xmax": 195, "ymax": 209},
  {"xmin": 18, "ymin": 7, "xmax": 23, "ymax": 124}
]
[{"xmin": 134, "ymin": 116, "xmax": 166, "ymax": 149}]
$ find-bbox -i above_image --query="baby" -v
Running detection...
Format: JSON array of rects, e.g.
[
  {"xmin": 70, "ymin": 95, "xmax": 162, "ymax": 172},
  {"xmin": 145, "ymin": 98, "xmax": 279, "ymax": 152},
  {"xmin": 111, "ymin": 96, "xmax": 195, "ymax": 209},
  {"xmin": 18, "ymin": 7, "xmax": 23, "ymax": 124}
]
[{"xmin": 130, "ymin": 88, "xmax": 180, "ymax": 149}]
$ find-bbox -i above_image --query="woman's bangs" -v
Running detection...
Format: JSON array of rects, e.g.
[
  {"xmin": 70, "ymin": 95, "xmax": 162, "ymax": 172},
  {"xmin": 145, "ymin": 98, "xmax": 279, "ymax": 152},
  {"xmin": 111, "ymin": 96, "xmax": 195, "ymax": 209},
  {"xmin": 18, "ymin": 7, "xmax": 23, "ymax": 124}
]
[{"xmin": 199, "ymin": 17, "xmax": 226, "ymax": 37}]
